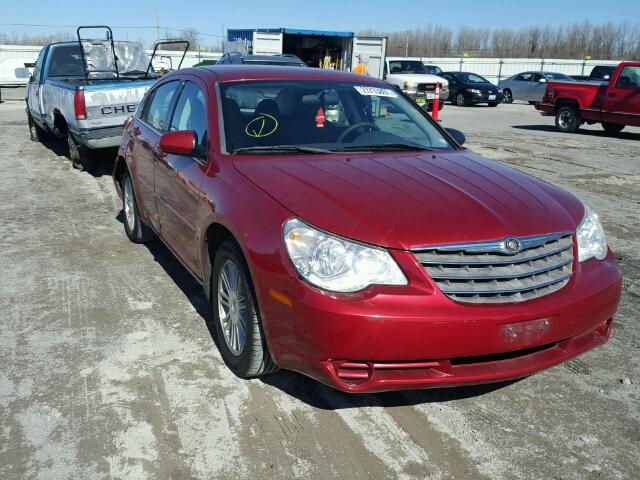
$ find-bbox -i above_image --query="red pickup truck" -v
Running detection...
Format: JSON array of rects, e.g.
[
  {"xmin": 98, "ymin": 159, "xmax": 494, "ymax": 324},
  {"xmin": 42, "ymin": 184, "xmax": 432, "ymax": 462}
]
[{"xmin": 536, "ymin": 61, "xmax": 640, "ymax": 134}]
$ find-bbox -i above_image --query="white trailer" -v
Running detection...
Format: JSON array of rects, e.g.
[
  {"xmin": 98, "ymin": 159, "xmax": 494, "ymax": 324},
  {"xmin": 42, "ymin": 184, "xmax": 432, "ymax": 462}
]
[{"xmin": 227, "ymin": 28, "xmax": 387, "ymax": 78}]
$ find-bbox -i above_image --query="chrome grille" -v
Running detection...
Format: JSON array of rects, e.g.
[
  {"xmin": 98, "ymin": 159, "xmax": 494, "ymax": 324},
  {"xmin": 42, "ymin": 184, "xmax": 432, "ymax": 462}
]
[{"xmin": 414, "ymin": 233, "xmax": 574, "ymax": 303}]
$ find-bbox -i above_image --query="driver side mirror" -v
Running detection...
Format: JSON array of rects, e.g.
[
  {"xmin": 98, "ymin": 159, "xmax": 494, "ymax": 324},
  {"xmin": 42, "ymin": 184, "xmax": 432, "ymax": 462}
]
[
  {"xmin": 445, "ymin": 128, "xmax": 465, "ymax": 146},
  {"xmin": 160, "ymin": 130, "xmax": 198, "ymax": 157}
]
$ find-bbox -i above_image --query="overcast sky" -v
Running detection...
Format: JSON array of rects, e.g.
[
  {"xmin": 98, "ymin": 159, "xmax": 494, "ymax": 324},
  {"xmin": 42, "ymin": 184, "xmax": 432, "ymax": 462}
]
[{"xmin": 1, "ymin": 0, "xmax": 637, "ymax": 46}]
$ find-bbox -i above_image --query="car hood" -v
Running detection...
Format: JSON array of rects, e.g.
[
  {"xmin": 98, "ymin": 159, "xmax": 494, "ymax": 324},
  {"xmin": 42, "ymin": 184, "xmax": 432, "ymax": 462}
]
[
  {"xmin": 233, "ymin": 151, "xmax": 583, "ymax": 250},
  {"xmin": 386, "ymin": 73, "xmax": 448, "ymax": 86},
  {"xmin": 464, "ymin": 82, "xmax": 499, "ymax": 90}
]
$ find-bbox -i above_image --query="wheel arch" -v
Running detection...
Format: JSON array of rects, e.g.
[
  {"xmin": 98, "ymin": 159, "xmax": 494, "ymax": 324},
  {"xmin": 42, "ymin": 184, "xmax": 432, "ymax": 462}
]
[
  {"xmin": 52, "ymin": 108, "xmax": 68, "ymax": 136},
  {"xmin": 554, "ymin": 99, "xmax": 580, "ymax": 114},
  {"xmin": 201, "ymin": 222, "xmax": 237, "ymax": 301}
]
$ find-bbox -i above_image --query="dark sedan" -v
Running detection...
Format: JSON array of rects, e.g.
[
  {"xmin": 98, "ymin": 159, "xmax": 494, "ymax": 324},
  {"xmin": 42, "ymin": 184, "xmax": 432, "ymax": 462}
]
[{"xmin": 440, "ymin": 71, "xmax": 503, "ymax": 107}]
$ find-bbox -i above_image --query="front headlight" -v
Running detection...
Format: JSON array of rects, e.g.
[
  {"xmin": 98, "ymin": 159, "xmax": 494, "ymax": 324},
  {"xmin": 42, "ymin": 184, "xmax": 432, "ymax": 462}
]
[
  {"xmin": 577, "ymin": 205, "xmax": 608, "ymax": 262},
  {"xmin": 283, "ymin": 218, "xmax": 407, "ymax": 292},
  {"xmin": 466, "ymin": 88, "xmax": 482, "ymax": 95},
  {"xmin": 403, "ymin": 81, "xmax": 418, "ymax": 90}
]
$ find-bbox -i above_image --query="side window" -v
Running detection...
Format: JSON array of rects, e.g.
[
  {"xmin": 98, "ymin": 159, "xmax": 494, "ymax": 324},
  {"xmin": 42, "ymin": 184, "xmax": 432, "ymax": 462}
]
[
  {"xmin": 532, "ymin": 73, "xmax": 544, "ymax": 82},
  {"xmin": 142, "ymin": 80, "xmax": 179, "ymax": 131},
  {"xmin": 516, "ymin": 73, "xmax": 532, "ymax": 82},
  {"xmin": 169, "ymin": 81, "xmax": 208, "ymax": 150},
  {"xmin": 31, "ymin": 48, "xmax": 46, "ymax": 83},
  {"xmin": 616, "ymin": 66, "xmax": 640, "ymax": 89}
]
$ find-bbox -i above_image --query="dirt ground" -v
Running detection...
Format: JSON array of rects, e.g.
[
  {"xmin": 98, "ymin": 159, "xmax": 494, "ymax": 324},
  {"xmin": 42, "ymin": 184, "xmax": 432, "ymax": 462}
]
[{"xmin": 1, "ymin": 87, "xmax": 639, "ymax": 480}]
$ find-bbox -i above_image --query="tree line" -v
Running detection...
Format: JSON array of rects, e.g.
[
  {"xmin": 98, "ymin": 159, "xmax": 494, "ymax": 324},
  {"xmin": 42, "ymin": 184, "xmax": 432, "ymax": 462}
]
[{"xmin": 360, "ymin": 21, "xmax": 640, "ymax": 60}]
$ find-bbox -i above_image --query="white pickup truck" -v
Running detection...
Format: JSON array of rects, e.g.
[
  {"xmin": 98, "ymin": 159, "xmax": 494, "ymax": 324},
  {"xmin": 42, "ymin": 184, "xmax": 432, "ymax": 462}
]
[
  {"xmin": 24, "ymin": 28, "xmax": 165, "ymax": 171},
  {"xmin": 383, "ymin": 57, "xmax": 449, "ymax": 111}
]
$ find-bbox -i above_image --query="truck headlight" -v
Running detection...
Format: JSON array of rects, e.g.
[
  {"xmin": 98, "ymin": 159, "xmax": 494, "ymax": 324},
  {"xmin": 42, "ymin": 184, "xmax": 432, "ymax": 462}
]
[
  {"xmin": 403, "ymin": 81, "xmax": 418, "ymax": 91},
  {"xmin": 284, "ymin": 218, "xmax": 407, "ymax": 292},
  {"xmin": 576, "ymin": 206, "xmax": 608, "ymax": 262}
]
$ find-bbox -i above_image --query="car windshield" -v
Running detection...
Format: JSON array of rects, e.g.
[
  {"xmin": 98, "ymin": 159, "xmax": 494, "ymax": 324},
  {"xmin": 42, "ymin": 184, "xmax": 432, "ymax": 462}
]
[
  {"xmin": 388, "ymin": 60, "xmax": 427, "ymax": 74},
  {"xmin": 544, "ymin": 73, "xmax": 572, "ymax": 81},
  {"xmin": 457, "ymin": 73, "xmax": 490, "ymax": 83},
  {"xmin": 220, "ymin": 80, "xmax": 455, "ymax": 154}
]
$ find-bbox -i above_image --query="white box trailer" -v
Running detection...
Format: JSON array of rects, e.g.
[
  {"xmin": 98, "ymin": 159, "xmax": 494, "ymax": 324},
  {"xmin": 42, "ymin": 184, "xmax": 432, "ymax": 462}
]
[{"xmin": 227, "ymin": 28, "xmax": 387, "ymax": 78}]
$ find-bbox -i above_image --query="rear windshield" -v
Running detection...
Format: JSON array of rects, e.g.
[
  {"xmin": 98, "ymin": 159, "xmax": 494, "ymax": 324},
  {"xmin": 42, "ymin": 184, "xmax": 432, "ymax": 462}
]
[{"xmin": 220, "ymin": 80, "xmax": 454, "ymax": 154}]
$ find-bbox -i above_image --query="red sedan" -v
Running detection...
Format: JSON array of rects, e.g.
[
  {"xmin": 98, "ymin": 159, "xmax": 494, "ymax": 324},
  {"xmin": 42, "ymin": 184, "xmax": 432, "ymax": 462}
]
[{"xmin": 113, "ymin": 66, "xmax": 622, "ymax": 393}]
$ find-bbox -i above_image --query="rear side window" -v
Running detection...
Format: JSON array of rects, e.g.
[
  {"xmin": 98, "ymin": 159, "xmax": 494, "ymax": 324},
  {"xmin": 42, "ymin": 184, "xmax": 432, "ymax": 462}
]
[
  {"xmin": 616, "ymin": 66, "xmax": 640, "ymax": 89},
  {"xmin": 141, "ymin": 81, "xmax": 179, "ymax": 131},
  {"xmin": 48, "ymin": 45, "xmax": 84, "ymax": 77},
  {"xmin": 169, "ymin": 81, "xmax": 208, "ymax": 149}
]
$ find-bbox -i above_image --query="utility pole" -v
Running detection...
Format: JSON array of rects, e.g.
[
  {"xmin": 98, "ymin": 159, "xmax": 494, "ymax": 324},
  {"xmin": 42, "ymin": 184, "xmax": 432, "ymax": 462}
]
[
  {"xmin": 155, "ymin": 10, "xmax": 160, "ymax": 40},
  {"xmin": 405, "ymin": 32, "xmax": 409, "ymax": 57}
]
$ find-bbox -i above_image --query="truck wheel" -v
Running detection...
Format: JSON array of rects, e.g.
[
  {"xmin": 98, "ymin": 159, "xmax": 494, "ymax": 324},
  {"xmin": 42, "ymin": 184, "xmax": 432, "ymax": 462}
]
[
  {"xmin": 121, "ymin": 171, "xmax": 154, "ymax": 243},
  {"xmin": 502, "ymin": 89, "xmax": 513, "ymax": 103},
  {"xmin": 212, "ymin": 239, "xmax": 278, "ymax": 379},
  {"xmin": 602, "ymin": 123, "xmax": 625, "ymax": 134},
  {"xmin": 67, "ymin": 133, "xmax": 94, "ymax": 172},
  {"xmin": 555, "ymin": 105, "xmax": 580, "ymax": 133},
  {"xmin": 28, "ymin": 114, "xmax": 47, "ymax": 142},
  {"xmin": 455, "ymin": 93, "xmax": 467, "ymax": 107}
]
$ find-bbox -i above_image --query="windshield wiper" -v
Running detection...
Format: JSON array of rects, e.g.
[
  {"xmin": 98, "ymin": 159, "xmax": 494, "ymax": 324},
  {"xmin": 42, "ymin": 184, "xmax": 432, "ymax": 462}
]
[
  {"xmin": 333, "ymin": 143, "xmax": 431, "ymax": 152},
  {"xmin": 231, "ymin": 145, "xmax": 334, "ymax": 155}
]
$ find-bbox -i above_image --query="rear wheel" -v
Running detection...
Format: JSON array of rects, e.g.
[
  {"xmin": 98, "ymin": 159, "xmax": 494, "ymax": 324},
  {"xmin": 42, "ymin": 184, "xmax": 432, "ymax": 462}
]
[
  {"xmin": 555, "ymin": 105, "xmax": 580, "ymax": 133},
  {"xmin": 212, "ymin": 239, "xmax": 278, "ymax": 378},
  {"xmin": 602, "ymin": 122, "xmax": 625, "ymax": 134},
  {"xmin": 488, "ymin": 102, "xmax": 499, "ymax": 107},
  {"xmin": 67, "ymin": 133, "xmax": 94, "ymax": 172},
  {"xmin": 502, "ymin": 89, "xmax": 513, "ymax": 103},
  {"xmin": 455, "ymin": 92, "xmax": 468, "ymax": 107},
  {"xmin": 121, "ymin": 171, "xmax": 154, "ymax": 243}
]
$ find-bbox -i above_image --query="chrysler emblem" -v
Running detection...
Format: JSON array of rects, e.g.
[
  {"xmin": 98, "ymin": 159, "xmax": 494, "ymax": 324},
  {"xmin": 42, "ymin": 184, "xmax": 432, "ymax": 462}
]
[{"xmin": 504, "ymin": 238, "xmax": 521, "ymax": 253}]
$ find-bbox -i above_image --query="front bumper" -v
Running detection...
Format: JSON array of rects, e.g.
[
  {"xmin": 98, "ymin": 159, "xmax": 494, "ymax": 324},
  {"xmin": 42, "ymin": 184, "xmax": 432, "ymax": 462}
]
[
  {"xmin": 257, "ymin": 248, "xmax": 622, "ymax": 393},
  {"xmin": 405, "ymin": 88, "xmax": 448, "ymax": 106}
]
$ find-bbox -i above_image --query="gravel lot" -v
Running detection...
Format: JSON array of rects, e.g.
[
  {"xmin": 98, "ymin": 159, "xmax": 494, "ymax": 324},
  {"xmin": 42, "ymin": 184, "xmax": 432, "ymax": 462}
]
[{"xmin": 1, "ymin": 87, "xmax": 639, "ymax": 480}]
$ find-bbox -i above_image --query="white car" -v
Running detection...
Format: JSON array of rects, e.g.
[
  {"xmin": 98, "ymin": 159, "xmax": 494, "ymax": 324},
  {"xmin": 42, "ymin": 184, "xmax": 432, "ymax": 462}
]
[{"xmin": 383, "ymin": 57, "xmax": 448, "ymax": 110}]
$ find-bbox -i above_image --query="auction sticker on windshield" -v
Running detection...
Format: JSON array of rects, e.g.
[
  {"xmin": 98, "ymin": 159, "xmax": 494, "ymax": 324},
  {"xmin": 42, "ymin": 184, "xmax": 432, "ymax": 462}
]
[{"xmin": 354, "ymin": 86, "xmax": 398, "ymax": 97}]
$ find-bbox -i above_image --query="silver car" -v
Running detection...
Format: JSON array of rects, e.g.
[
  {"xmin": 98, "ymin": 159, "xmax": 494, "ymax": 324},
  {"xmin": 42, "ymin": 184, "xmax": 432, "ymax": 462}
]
[{"xmin": 499, "ymin": 71, "xmax": 573, "ymax": 104}]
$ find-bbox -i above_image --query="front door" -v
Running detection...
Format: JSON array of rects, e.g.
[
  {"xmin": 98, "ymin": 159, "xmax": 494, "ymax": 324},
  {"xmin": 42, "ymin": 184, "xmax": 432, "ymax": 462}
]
[
  {"xmin": 602, "ymin": 65, "xmax": 640, "ymax": 127},
  {"xmin": 154, "ymin": 79, "xmax": 209, "ymax": 276},
  {"xmin": 512, "ymin": 73, "xmax": 533, "ymax": 101},
  {"xmin": 27, "ymin": 47, "xmax": 46, "ymax": 121},
  {"xmin": 132, "ymin": 80, "xmax": 180, "ymax": 230}
]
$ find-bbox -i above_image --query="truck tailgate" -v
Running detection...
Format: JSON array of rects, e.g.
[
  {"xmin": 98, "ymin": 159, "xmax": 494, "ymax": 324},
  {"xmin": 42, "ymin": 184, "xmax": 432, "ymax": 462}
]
[{"xmin": 84, "ymin": 79, "xmax": 155, "ymax": 129}]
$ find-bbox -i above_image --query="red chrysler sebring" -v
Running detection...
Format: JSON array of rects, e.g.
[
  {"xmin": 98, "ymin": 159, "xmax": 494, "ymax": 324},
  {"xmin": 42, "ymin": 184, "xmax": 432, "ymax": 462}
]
[{"xmin": 113, "ymin": 66, "xmax": 621, "ymax": 393}]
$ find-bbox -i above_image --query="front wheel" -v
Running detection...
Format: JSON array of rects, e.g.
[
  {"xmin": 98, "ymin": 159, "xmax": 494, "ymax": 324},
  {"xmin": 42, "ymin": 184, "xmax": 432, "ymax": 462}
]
[
  {"xmin": 502, "ymin": 89, "xmax": 513, "ymax": 103},
  {"xmin": 488, "ymin": 102, "xmax": 499, "ymax": 107},
  {"xmin": 555, "ymin": 105, "xmax": 581, "ymax": 133},
  {"xmin": 602, "ymin": 122, "xmax": 625, "ymax": 134},
  {"xmin": 212, "ymin": 239, "xmax": 278, "ymax": 378},
  {"xmin": 28, "ymin": 113, "xmax": 47, "ymax": 142}
]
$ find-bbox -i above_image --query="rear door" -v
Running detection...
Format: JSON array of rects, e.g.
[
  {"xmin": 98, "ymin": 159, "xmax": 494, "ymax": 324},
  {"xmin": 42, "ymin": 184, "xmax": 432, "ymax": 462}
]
[
  {"xmin": 154, "ymin": 78, "xmax": 209, "ymax": 275},
  {"xmin": 252, "ymin": 31, "xmax": 283, "ymax": 55},
  {"xmin": 602, "ymin": 65, "xmax": 640, "ymax": 126},
  {"xmin": 131, "ymin": 80, "xmax": 180, "ymax": 229},
  {"xmin": 351, "ymin": 37, "xmax": 387, "ymax": 79}
]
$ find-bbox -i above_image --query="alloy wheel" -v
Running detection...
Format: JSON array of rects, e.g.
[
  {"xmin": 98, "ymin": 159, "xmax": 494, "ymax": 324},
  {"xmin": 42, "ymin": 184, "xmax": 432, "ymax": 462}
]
[
  {"xmin": 558, "ymin": 110, "xmax": 574, "ymax": 129},
  {"xmin": 123, "ymin": 176, "xmax": 136, "ymax": 232},
  {"xmin": 218, "ymin": 259, "xmax": 249, "ymax": 356}
]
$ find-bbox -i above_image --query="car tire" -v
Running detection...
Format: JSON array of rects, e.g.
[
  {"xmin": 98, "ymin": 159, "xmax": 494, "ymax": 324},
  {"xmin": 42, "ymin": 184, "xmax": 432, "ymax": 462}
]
[
  {"xmin": 455, "ymin": 92, "xmax": 467, "ymax": 107},
  {"xmin": 67, "ymin": 133, "xmax": 94, "ymax": 172},
  {"xmin": 488, "ymin": 102, "xmax": 499, "ymax": 107},
  {"xmin": 121, "ymin": 170, "xmax": 154, "ymax": 244},
  {"xmin": 502, "ymin": 89, "xmax": 513, "ymax": 103},
  {"xmin": 438, "ymin": 101, "xmax": 445, "ymax": 111},
  {"xmin": 212, "ymin": 239, "xmax": 278, "ymax": 379},
  {"xmin": 28, "ymin": 113, "xmax": 47, "ymax": 142},
  {"xmin": 555, "ymin": 105, "xmax": 581, "ymax": 133},
  {"xmin": 602, "ymin": 122, "xmax": 625, "ymax": 134},
  {"xmin": 528, "ymin": 101, "xmax": 537, "ymax": 105}
]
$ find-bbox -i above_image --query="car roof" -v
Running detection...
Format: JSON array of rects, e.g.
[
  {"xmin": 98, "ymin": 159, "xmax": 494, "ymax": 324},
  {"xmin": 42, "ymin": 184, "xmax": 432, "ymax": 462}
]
[{"xmin": 168, "ymin": 65, "xmax": 386, "ymax": 84}]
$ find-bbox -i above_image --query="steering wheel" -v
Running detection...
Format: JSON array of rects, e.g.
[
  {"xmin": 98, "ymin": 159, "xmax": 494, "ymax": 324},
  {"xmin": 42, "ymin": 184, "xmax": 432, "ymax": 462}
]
[{"xmin": 336, "ymin": 122, "xmax": 380, "ymax": 145}]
